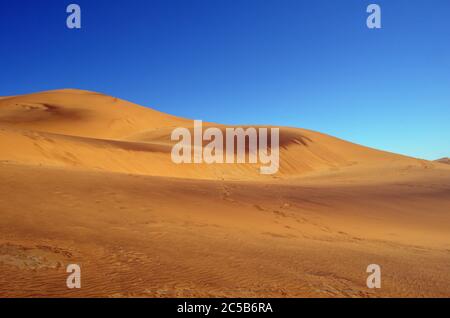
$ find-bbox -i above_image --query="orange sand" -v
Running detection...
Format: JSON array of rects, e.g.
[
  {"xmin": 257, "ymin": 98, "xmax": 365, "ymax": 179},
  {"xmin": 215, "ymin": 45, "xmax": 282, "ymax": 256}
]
[{"xmin": 1, "ymin": 89, "xmax": 449, "ymax": 297}]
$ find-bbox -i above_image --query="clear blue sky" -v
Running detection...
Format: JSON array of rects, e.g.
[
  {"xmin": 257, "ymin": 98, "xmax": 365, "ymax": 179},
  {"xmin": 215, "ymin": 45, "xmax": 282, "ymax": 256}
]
[{"xmin": 0, "ymin": 0, "xmax": 449, "ymax": 160}]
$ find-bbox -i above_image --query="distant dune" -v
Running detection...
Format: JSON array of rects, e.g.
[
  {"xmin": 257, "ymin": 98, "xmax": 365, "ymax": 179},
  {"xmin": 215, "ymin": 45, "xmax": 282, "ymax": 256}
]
[
  {"xmin": 1, "ymin": 89, "xmax": 449, "ymax": 297},
  {"xmin": 435, "ymin": 157, "xmax": 450, "ymax": 165}
]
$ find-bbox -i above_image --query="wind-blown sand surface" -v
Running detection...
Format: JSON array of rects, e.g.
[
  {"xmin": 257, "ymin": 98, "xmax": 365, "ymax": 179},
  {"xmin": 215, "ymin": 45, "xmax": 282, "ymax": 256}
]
[{"xmin": 0, "ymin": 89, "xmax": 449, "ymax": 297}]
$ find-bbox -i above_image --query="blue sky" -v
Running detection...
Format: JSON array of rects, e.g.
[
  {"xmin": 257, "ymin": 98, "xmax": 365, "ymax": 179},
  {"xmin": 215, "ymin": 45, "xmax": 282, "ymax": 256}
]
[{"xmin": 0, "ymin": 0, "xmax": 449, "ymax": 159}]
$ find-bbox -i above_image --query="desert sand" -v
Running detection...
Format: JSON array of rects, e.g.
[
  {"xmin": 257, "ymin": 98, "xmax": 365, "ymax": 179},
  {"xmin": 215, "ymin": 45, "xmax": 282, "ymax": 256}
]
[{"xmin": 0, "ymin": 89, "xmax": 449, "ymax": 297}]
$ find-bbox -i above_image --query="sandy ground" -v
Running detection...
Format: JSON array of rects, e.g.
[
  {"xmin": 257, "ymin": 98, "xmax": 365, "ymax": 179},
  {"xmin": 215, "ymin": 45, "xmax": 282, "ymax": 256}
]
[{"xmin": 0, "ymin": 89, "xmax": 449, "ymax": 297}]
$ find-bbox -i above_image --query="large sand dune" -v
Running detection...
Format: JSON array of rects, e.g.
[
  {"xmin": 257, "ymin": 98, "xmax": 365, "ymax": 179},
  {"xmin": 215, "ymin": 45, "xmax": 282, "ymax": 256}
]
[{"xmin": 0, "ymin": 89, "xmax": 449, "ymax": 297}]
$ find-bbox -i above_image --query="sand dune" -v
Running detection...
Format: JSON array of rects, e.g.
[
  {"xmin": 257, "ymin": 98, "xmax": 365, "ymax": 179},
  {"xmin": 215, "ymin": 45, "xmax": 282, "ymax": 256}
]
[
  {"xmin": 0, "ymin": 89, "xmax": 449, "ymax": 297},
  {"xmin": 0, "ymin": 89, "xmax": 431, "ymax": 180},
  {"xmin": 435, "ymin": 157, "xmax": 450, "ymax": 165}
]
